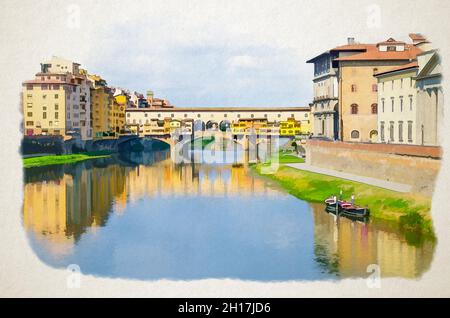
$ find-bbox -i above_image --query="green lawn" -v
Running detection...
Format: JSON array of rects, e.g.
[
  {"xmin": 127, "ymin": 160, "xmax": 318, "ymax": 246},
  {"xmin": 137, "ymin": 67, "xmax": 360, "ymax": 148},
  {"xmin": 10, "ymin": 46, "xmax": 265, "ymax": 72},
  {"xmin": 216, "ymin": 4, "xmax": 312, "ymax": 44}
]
[
  {"xmin": 254, "ymin": 164, "xmax": 434, "ymax": 236},
  {"xmin": 192, "ymin": 136, "xmax": 215, "ymax": 149},
  {"xmin": 23, "ymin": 151, "xmax": 112, "ymax": 168}
]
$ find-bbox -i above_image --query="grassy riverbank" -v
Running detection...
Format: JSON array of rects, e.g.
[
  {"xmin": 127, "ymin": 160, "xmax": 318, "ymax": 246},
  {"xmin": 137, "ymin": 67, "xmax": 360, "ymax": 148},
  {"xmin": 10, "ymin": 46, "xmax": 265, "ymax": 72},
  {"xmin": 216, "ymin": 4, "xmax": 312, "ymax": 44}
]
[
  {"xmin": 23, "ymin": 151, "xmax": 112, "ymax": 168},
  {"xmin": 253, "ymin": 164, "xmax": 434, "ymax": 237},
  {"xmin": 192, "ymin": 136, "xmax": 215, "ymax": 149}
]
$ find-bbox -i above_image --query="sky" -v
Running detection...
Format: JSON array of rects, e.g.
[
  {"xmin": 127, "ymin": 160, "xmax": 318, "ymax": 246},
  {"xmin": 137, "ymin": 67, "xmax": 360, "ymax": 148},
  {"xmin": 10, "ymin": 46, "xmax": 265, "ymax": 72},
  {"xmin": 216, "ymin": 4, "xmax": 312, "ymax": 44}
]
[{"xmin": 2, "ymin": 0, "xmax": 447, "ymax": 107}]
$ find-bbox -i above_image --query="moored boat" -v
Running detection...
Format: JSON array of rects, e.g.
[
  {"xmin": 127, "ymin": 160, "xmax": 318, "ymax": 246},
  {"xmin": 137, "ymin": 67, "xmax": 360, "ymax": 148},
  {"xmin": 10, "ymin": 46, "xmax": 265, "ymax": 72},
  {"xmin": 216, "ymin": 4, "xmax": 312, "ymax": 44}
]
[{"xmin": 324, "ymin": 195, "xmax": 370, "ymax": 218}]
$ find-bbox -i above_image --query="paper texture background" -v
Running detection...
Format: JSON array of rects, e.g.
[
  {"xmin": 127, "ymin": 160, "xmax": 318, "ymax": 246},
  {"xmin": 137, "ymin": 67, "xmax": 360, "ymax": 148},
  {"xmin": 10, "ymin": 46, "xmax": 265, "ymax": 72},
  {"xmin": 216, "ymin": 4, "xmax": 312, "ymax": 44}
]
[{"xmin": 0, "ymin": 0, "xmax": 449, "ymax": 297}]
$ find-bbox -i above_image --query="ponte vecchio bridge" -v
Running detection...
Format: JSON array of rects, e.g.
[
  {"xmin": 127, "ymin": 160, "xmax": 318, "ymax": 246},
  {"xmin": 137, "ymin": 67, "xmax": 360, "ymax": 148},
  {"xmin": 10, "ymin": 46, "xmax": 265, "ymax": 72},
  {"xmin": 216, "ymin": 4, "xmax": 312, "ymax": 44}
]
[{"xmin": 125, "ymin": 106, "xmax": 311, "ymax": 149}]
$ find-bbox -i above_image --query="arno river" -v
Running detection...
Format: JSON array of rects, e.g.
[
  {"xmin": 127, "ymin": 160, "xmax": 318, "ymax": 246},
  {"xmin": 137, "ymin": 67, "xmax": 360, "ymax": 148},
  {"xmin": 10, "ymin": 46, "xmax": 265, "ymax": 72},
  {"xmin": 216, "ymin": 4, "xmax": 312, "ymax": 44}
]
[{"xmin": 22, "ymin": 146, "xmax": 435, "ymax": 281}]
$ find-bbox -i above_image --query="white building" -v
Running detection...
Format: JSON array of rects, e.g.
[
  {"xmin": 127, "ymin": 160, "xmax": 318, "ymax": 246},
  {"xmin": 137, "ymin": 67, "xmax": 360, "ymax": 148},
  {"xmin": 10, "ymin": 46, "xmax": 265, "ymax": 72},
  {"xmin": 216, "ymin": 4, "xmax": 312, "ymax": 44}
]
[
  {"xmin": 415, "ymin": 49, "xmax": 443, "ymax": 146},
  {"xmin": 306, "ymin": 50, "xmax": 339, "ymax": 140},
  {"xmin": 375, "ymin": 62, "xmax": 419, "ymax": 144}
]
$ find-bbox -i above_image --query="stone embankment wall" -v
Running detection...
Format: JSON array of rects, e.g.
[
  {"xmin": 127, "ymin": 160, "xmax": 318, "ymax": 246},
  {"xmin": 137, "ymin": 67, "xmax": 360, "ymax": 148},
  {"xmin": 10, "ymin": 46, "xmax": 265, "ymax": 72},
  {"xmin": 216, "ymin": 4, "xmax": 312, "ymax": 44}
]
[
  {"xmin": 21, "ymin": 136, "xmax": 169, "ymax": 155},
  {"xmin": 306, "ymin": 139, "xmax": 442, "ymax": 195}
]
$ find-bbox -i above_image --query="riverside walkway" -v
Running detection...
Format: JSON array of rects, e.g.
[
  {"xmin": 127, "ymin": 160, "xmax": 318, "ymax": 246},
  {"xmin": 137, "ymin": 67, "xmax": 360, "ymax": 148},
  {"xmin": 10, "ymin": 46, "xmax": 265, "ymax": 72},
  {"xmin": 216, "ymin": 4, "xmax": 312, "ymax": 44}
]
[{"xmin": 285, "ymin": 163, "xmax": 412, "ymax": 193}]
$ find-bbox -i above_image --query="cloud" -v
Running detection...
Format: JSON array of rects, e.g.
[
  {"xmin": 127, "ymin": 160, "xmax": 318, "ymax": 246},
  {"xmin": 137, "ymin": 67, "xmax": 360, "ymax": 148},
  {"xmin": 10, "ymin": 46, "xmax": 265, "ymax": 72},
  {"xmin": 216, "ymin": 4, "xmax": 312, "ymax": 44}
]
[
  {"xmin": 227, "ymin": 55, "xmax": 262, "ymax": 70},
  {"xmin": 5, "ymin": 0, "xmax": 442, "ymax": 107}
]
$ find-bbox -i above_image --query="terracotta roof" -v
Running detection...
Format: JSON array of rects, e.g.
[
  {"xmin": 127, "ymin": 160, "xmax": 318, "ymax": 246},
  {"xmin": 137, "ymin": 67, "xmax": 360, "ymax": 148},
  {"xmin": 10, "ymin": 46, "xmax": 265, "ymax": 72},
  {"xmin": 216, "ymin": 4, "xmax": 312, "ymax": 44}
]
[
  {"xmin": 126, "ymin": 106, "xmax": 310, "ymax": 112},
  {"xmin": 330, "ymin": 44, "xmax": 372, "ymax": 52},
  {"xmin": 23, "ymin": 79, "xmax": 77, "ymax": 85},
  {"xmin": 374, "ymin": 61, "xmax": 418, "ymax": 77},
  {"xmin": 376, "ymin": 38, "xmax": 406, "ymax": 46},
  {"xmin": 409, "ymin": 33, "xmax": 426, "ymax": 42},
  {"xmin": 334, "ymin": 44, "xmax": 422, "ymax": 62}
]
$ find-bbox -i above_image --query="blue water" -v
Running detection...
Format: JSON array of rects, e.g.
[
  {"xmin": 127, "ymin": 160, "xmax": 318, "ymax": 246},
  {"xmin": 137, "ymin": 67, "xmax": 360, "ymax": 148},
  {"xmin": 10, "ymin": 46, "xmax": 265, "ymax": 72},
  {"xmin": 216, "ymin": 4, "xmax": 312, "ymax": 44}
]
[{"xmin": 23, "ymin": 150, "xmax": 434, "ymax": 280}]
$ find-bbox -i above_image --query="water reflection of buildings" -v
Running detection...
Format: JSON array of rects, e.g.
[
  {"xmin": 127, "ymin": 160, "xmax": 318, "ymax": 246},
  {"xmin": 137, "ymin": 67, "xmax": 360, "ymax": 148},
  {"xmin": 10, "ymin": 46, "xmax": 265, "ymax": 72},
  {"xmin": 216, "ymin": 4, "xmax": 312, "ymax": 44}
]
[
  {"xmin": 310, "ymin": 203, "xmax": 435, "ymax": 278},
  {"xmin": 125, "ymin": 161, "xmax": 279, "ymax": 202},
  {"xmin": 23, "ymin": 159, "xmax": 278, "ymax": 256},
  {"xmin": 23, "ymin": 159, "xmax": 435, "ymax": 278},
  {"xmin": 23, "ymin": 162, "xmax": 128, "ymax": 256}
]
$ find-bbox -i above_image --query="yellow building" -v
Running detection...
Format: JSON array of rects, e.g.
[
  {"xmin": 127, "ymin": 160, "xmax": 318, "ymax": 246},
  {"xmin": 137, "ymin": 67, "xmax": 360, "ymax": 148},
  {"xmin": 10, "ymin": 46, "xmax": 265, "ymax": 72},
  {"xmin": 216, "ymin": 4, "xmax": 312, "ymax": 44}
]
[
  {"xmin": 88, "ymin": 74, "xmax": 112, "ymax": 138},
  {"xmin": 280, "ymin": 118, "xmax": 301, "ymax": 136},
  {"xmin": 22, "ymin": 76, "xmax": 69, "ymax": 139},
  {"xmin": 332, "ymin": 38, "xmax": 422, "ymax": 142},
  {"xmin": 110, "ymin": 95, "xmax": 127, "ymax": 136}
]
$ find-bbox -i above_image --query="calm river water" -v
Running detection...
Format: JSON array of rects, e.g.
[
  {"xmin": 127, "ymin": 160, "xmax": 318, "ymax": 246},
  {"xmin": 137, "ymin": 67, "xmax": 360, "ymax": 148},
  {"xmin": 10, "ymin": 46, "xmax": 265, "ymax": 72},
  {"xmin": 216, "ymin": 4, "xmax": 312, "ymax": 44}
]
[{"xmin": 22, "ymin": 149, "xmax": 435, "ymax": 281}]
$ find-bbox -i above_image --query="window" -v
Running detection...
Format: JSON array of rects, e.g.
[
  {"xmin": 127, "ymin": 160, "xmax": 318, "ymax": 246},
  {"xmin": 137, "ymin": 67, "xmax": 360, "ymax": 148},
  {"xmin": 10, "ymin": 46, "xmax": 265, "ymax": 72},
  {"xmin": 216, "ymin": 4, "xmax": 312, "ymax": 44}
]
[
  {"xmin": 264, "ymin": 114, "xmax": 268, "ymax": 118},
  {"xmin": 380, "ymin": 121, "xmax": 385, "ymax": 142},
  {"xmin": 53, "ymin": 85, "xmax": 59, "ymax": 90},
  {"xmin": 351, "ymin": 104, "xmax": 358, "ymax": 114},
  {"xmin": 389, "ymin": 121, "xmax": 394, "ymax": 142},
  {"xmin": 351, "ymin": 84, "xmax": 357, "ymax": 92},
  {"xmin": 26, "ymin": 121, "xmax": 33, "ymax": 126},
  {"xmin": 43, "ymin": 106, "xmax": 47, "ymax": 111},
  {"xmin": 391, "ymin": 81, "xmax": 394, "ymax": 90},
  {"xmin": 351, "ymin": 130, "xmax": 360, "ymax": 139},
  {"xmin": 398, "ymin": 121, "xmax": 403, "ymax": 142},
  {"xmin": 158, "ymin": 113, "xmax": 161, "ymax": 117},
  {"xmin": 49, "ymin": 121, "xmax": 53, "ymax": 127},
  {"xmin": 54, "ymin": 94, "xmax": 59, "ymax": 98},
  {"xmin": 144, "ymin": 113, "xmax": 148, "ymax": 117},
  {"xmin": 382, "ymin": 82, "xmax": 385, "ymax": 92},
  {"xmin": 27, "ymin": 94, "xmax": 32, "ymax": 98},
  {"xmin": 277, "ymin": 114, "xmax": 281, "ymax": 118},
  {"xmin": 251, "ymin": 114, "xmax": 254, "ymax": 118},
  {"xmin": 387, "ymin": 46, "xmax": 396, "ymax": 51},
  {"xmin": 371, "ymin": 103, "xmax": 378, "ymax": 114},
  {"xmin": 224, "ymin": 114, "xmax": 227, "ymax": 118},
  {"xmin": 197, "ymin": 114, "xmax": 201, "ymax": 118},
  {"xmin": 42, "ymin": 94, "xmax": 47, "ymax": 99},
  {"xmin": 409, "ymin": 96, "xmax": 413, "ymax": 111},
  {"xmin": 238, "ymin": 114, "xmax": 241, "ymax": 118},
  {"xmin": 27, "ymin": 103, "xmax": 32, "ymax": 108},
  {"xmin": 26, "ymin": 85, "xmax": 33, "ymax": 90},
  {"xmin": 391, "ymin": 98, "xmax": 394, "ymax": 112},
  {"xmin": 372, "ymin": 84, "xmax": 378, "ymax": 92},
  {"xmin": 184, "ymin": 114, "xmax": 188, "ymax": 118},
  {"xmin": 43, "ymin": 112, "xmax": 47, "ymax": 119},
  {"xmin": 54, "ymin": 104, "xmax": 59, "ymax": 110},
  {"xmin": 382, "ymin": 99, "xmax": 385, "ymax": 112},
  {"xmin": 55, "ymin": 112, "xmax": 58, "ymax": 119},
  {"xmin": 171, "ymin": 114, "xmax": 174, "ymax": 118},
  {"xmin": 408, "ymin": 121, "xmax": 413, "ymax": 142},
  {"xmin": 400, "ymin": 98, "xmax": 403, "ymax": 112}
]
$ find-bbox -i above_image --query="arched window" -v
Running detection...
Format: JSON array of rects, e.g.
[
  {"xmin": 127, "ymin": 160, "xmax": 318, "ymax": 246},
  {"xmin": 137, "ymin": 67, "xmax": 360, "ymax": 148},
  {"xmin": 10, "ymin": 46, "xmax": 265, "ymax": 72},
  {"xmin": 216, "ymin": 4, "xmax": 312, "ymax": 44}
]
[
  {"xmin": 351, "ymin": 130, "xmax": 360, "ymax": 139},
  {"xmin": 351, "ymin": 104, "xmax": 358, "ymax": 114},
  {"xmin": 371, "ymin": 103, "xmax": 378, "ymax": 114}
]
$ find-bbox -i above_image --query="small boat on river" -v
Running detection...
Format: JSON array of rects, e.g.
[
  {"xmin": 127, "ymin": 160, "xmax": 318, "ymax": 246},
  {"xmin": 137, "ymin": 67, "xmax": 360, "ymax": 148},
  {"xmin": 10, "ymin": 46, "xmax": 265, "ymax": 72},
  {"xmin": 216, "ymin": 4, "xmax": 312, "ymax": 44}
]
[{"xmin": 324, "ymin": 196, "xmax": 369, "ymax": 218}]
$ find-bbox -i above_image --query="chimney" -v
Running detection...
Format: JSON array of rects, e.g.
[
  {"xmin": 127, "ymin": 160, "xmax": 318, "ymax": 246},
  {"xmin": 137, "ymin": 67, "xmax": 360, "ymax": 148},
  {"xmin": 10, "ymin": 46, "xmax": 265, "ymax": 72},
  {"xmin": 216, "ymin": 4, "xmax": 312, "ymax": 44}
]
[{"xmin": 347, "ymin": 37, "xmax": 355, "ymax": 45}]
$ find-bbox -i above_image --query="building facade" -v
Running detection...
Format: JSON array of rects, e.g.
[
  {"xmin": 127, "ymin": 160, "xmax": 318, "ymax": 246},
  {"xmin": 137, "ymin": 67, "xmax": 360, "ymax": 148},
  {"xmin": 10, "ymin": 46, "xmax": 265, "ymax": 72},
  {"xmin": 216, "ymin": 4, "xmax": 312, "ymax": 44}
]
[
  {"xmin": 306, "ymin": 51, "xmax": 339, "ymax": 140},
  {"xmin": 22, "ymin": 75, "xmax": 72, "ymax": 139},
  {"xmin": 415, "ymin": 49, "xmax": 443, "ymax": 146},
  {"xmin": 22, "ymin": 56, "xmax": 95, "ymax": 141},
  {"xmin": 375, "ymin": 62, "xmax": 418, "ymax": 144},
  {"xmin": 110, "ymin": 94, "xmax": 127, "ymax": 136},
  {"xmin": 88, "ymin": 74, "xmax": 112, "ymax": 138},
  {"xmin": 333, "ymin": 38, "xmax": 422, "ymax": 143}
]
